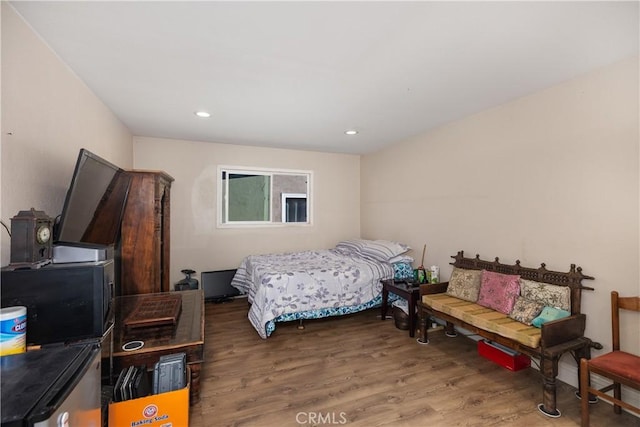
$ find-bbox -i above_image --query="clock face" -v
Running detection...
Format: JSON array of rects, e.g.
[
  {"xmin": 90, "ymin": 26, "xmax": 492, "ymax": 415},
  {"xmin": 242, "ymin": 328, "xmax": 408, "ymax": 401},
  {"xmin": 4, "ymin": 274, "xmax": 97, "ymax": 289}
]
[{"xmin": 36, "ymin": 225, "xmax": 51, "ymax": 244}]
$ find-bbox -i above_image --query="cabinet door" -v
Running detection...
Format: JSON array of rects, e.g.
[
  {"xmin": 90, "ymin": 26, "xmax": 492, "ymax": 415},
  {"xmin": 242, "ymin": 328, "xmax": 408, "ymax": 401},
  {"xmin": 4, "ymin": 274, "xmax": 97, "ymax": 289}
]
[{"xmin": 120, "ymin": 171, "xmax": 173, "ymax": 295}]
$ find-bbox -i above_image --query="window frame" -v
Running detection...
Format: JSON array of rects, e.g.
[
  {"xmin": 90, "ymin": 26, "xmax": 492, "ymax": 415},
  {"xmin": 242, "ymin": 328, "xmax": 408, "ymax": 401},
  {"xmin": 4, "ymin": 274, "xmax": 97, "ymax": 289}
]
[
  {"xmin": 281, "ymin": 193, "xmax": 308, "ymax": 223},
  {"xmin": 217, "ymin": 165, "xmax": 313, "ymax": 228}
]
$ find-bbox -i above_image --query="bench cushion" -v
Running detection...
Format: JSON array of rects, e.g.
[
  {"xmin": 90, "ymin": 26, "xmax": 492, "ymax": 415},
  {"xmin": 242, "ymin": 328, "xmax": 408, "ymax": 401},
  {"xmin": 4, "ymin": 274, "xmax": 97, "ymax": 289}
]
[{"xmin": 422, "ymin": 293, "xmax": 542, "ymax": 348}]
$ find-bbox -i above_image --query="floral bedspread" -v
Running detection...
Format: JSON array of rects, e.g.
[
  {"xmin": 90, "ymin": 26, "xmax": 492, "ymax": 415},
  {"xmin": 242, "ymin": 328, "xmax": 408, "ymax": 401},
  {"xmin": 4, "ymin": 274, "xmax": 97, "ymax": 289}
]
[{"xmin": 231, "ymin": 249, "xmax": 393, "ymax": 338}]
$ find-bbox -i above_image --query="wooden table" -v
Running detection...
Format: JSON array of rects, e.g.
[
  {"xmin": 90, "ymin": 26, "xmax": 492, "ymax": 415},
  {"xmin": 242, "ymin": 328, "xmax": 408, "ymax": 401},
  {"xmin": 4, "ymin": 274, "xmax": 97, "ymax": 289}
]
[
  {"xmin": 380, "ymin": 279, "xmax": 422, "ymax": 337},
  {"xmin": 111, "ymin": 290, "xmax": 204, "ymax": 404}
]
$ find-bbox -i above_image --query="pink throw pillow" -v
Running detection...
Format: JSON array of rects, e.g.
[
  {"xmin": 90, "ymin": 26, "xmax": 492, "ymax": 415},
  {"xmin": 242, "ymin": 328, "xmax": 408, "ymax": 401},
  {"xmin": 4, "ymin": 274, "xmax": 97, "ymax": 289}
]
[{"xmin": 477, "ymin": 270, "xmax": 521, "ymax": 314}]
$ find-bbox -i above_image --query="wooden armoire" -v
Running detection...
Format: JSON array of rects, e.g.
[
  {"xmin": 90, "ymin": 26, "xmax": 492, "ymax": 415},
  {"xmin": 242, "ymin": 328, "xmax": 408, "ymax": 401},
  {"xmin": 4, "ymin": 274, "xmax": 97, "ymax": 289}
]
[{"xmin": 119, "ymin": 170, "xmax": 174, "ymax": 295}]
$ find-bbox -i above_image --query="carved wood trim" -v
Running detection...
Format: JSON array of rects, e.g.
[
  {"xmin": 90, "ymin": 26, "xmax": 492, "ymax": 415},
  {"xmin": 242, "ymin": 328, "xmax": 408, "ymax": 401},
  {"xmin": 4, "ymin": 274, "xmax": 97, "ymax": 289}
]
[{"xmin": 450, "ymin": 250, "xmax": 594, "ymax": 315}]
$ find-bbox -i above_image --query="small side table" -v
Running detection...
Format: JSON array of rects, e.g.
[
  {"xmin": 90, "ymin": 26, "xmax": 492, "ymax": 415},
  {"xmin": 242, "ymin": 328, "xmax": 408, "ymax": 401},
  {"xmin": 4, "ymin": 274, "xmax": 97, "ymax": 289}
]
[
  {"xmin": 381, "ymin": 279, "xmax": 421, "ymax": 337},
  {"xmin": 111, "ymin": 290, "xmax": 204, "ymax": 405}
]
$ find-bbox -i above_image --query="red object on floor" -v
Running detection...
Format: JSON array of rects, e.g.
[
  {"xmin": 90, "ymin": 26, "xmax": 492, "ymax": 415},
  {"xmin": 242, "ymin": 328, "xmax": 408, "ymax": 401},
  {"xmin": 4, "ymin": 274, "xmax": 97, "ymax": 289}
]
[{"xmin": 477, "ymin": 339, "xmax": 531, "ymax": 371}]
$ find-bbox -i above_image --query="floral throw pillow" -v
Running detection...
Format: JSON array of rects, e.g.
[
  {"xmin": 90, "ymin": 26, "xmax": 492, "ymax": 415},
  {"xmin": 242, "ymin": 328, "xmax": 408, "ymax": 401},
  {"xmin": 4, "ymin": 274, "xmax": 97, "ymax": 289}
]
[
  {"xmin": 446, "ymin": 268, "xmax": 482, "ymax": 302},
  {"xmin": 477, "ymin": 270, "xmax": 521, "ymax": 314},
  {"xmin": 519, "ymin": 279, "xmax": 571, "ymax": 311},
  {"xmin": 509, "ymin": 296, "xmax": 545, "ymax": 325}
]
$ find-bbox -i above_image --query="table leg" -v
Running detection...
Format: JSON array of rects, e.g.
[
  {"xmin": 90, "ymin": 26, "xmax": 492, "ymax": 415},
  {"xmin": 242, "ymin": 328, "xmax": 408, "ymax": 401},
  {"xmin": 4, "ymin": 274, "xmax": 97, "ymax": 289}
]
[
  {"xmin": 189, "ymin": 362, "xmax": 201, "ymax": 405},
  {"xmin": 381, "ymin": 286, "xmax": 389, "ymax": 320},
  {"xmin": 408, "ymin": 293, "xmax": 416, "ymax": 338}
]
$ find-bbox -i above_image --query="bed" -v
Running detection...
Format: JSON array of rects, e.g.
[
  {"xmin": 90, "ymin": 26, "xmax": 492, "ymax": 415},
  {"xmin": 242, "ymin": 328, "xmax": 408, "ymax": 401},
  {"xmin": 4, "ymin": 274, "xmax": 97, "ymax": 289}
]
[{"xmin": 230, "ymin": 239, "xmax": 413, "ymax": 338}]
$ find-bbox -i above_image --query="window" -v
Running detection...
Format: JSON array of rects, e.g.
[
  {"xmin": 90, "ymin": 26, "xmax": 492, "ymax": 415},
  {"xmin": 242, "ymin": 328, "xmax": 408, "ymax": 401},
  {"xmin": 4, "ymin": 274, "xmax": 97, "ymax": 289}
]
[
  {"xmin": 281, "ymin": 193, "xmax": 307, "ymax": 223},
  {"xmin": 218, "ymin": 166, "xmax": 312, "ymax": 227}
]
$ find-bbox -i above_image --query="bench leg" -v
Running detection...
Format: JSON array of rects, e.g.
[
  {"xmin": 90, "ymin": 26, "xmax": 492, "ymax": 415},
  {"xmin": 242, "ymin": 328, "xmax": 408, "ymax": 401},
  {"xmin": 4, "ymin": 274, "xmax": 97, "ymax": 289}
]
[
  {"xmin": 445, "ymin": 322, "xmax": 457, "ymax": 337},
  {"xmin": 538, "ymin": 355, "xmax": 561, "ymax": 418}
]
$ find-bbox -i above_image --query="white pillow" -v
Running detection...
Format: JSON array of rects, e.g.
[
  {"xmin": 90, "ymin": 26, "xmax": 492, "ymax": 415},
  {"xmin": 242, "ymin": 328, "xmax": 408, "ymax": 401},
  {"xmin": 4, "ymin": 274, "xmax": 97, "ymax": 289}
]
[
  {"xmin": 388, "ymin": 254, "xmax": 414, "ymax": 264},
  {"xmin": 335, "ymin": 239, "xmax": 410, "ymax": 262},
  {"xmin": 335, "ymin": 239, "xmax": 365, "ymax": 254}
]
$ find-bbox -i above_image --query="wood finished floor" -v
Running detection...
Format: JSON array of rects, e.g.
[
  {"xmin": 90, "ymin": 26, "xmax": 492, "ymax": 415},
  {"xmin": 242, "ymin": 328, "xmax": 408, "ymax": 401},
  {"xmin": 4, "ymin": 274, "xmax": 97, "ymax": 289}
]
[{"xmin": 189, "ymin": 299, "xmax": 639, "ymax": 427}]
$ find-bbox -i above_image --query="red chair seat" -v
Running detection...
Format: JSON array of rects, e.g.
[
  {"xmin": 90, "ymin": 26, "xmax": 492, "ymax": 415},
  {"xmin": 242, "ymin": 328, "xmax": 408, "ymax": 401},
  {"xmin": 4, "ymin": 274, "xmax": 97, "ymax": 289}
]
[
  {"xmin": 589, "ymin": 351, "xmax": 640, "ymax": 385},
  {"xmin": 580, "ymin": 292, "xmax": 640, "ymax": 426}
]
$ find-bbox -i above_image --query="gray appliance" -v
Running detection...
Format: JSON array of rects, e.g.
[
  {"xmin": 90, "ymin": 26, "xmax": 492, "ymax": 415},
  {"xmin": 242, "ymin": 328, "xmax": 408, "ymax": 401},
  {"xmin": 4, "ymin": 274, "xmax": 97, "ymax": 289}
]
[{"xmin": 1, "ymin": 343, "xmax": 101, "ymax": 427}]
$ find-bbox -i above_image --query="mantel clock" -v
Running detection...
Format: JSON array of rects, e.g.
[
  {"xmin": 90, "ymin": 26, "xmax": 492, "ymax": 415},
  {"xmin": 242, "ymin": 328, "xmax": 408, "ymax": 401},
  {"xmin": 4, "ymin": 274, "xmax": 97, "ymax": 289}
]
[{"xmin": 10, "ymin": 208, "xmax": 53, "ymax": 267}]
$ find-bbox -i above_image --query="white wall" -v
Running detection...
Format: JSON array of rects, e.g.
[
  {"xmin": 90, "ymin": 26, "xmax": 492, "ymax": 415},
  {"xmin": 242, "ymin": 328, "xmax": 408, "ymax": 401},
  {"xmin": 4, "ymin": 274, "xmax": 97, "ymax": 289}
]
[
  {"xmin": 361, "ymin": 56, "xmax": 640, "ymax": 392},
  {"xmin": 0, "ymin": 3, "xmax": 133, "ymax": 266},
  {"xmin": 133, "ymin": 136, "xmax": 361, "ymax": 284}
]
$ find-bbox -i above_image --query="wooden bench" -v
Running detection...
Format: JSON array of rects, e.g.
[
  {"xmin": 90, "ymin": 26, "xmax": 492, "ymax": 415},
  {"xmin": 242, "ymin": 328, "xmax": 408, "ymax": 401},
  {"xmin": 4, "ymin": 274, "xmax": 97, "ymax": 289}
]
[{"xmin": 417, "ymin": 251, "xmax": 602, "ymax": 418}]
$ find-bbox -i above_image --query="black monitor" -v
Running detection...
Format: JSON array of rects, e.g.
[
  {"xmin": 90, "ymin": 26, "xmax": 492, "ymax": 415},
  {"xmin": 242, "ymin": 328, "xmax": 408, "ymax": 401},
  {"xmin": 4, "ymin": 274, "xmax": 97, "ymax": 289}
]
[
  {"xmin": 55, "ymin": 149, "xmax": 130, "ymax": 245},
  {"xmin": 201, "ymin": 269, "xmax": 241, "ymax": 302}
]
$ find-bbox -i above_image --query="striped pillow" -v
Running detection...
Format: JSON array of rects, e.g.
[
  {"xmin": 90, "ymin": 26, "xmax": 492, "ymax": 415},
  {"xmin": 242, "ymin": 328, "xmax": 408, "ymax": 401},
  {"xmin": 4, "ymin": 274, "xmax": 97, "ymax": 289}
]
[{"xmin": 335, "ymin": 239, "xmax": 410, "ymax": 262}]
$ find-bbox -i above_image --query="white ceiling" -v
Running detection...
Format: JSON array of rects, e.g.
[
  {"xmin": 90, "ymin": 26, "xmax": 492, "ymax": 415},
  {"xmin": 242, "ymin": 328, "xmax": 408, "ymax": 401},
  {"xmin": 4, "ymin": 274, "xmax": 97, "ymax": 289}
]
[{"xmin": 10, "ymin": 1, "xmax": 639, "ymax": 154}]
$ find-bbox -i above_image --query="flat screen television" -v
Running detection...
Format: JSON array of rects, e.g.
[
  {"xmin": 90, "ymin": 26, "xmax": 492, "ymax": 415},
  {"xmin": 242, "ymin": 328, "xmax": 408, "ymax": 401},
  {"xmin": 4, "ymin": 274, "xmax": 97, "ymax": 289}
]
[
  {"xmin": 201, "ymin": 269, "xmax": 242, "ymax": 302},
  {"xmin": 55, "ymin": 149, "xmax": 131, "ymax": 246}
]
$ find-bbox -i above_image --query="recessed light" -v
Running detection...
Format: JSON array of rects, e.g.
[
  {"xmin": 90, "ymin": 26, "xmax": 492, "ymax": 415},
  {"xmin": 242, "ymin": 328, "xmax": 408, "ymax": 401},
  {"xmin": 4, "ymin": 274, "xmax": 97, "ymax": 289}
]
[
  {"xmin": 195, "ymin": 111, "xmax": 211, "ymax": 118},
  {"xmin": 345, "ymin": 129, "xmax": 358, "ymax": 135}
]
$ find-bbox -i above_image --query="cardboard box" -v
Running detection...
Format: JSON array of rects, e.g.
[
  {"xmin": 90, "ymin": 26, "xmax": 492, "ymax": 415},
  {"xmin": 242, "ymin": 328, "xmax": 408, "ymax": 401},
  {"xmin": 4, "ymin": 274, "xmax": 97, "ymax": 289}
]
[
  {"xmin": 108, "ymin": 368, "xmax": 189, "ymax": 427},
  {"xmin": 477, "ymin": 339, "xmax": 530, "ymax": 371}
]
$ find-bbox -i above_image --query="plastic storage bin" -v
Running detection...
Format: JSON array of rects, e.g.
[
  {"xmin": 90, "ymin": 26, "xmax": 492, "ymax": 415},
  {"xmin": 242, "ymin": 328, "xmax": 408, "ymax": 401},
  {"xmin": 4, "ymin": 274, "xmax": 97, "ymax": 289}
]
[{"xmin": 477, "ymin": 340, "xmax": 531, "ymax": 371}]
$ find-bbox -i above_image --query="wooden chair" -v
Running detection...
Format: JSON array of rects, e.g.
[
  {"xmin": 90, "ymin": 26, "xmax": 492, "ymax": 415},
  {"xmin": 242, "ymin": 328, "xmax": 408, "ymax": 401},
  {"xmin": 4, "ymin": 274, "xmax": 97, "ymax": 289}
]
[{"xmin": 579, "ymin": 291, "xmax": 640, "ymax": 426}]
